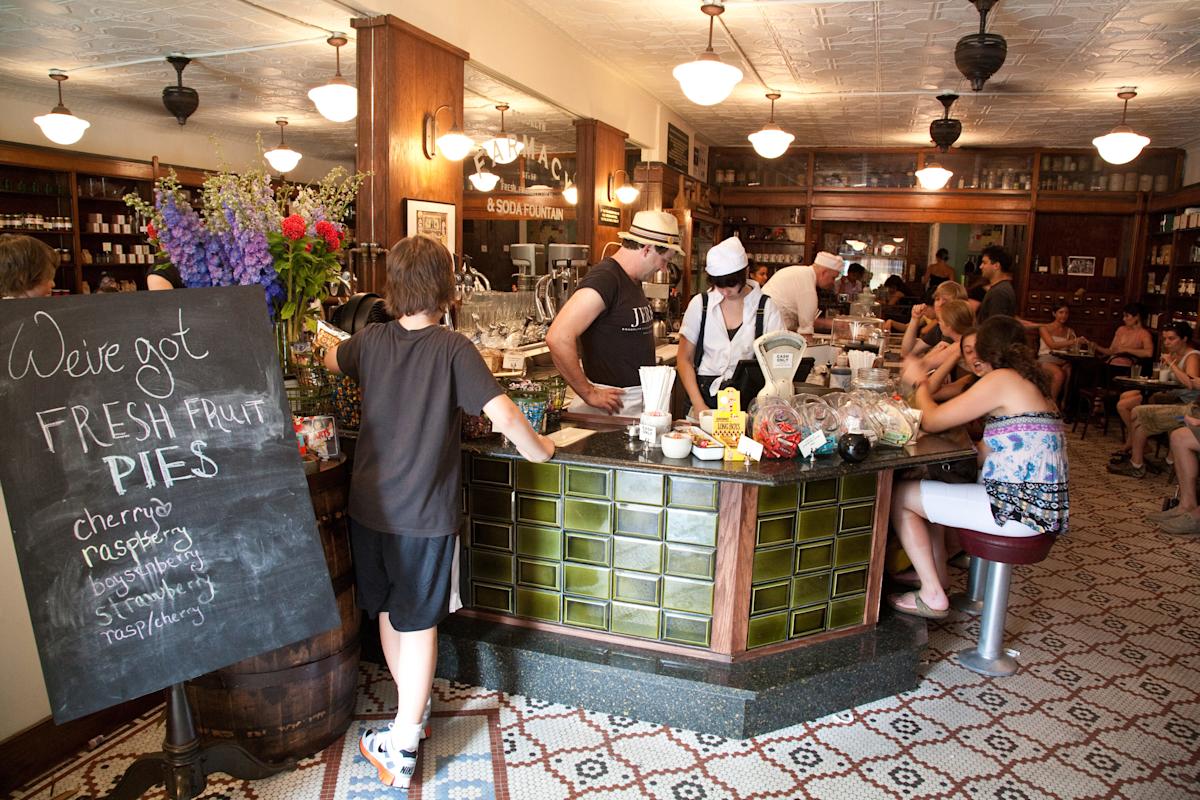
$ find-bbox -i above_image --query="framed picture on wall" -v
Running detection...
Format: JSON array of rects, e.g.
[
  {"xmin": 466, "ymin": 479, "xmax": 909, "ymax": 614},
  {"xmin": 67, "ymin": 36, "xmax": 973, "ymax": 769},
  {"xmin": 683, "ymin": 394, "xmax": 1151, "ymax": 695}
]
[
  {"xmin": 1066, "ymin": 256, "xmax": 1096, "ymax": 277},
  {"xmin": 404, "ymin": 198, "xmax": 456, "ymax": 255}
]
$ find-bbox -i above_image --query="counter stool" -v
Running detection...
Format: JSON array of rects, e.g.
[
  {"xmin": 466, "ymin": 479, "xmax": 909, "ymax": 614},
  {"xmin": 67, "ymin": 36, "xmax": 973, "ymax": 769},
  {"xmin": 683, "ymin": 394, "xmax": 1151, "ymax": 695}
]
[{"xmin": 955, "ymin": 529, "xmax": 1055, "ymax": 677}]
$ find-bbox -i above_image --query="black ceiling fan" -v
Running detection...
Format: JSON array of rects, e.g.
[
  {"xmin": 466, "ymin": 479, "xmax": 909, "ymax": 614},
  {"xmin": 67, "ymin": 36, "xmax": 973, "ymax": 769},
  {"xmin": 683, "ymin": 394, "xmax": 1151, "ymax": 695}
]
[
  {"xmin": 162, "ymin": 55, "xmax": 199, "ymax": 125},
  {"xmin": 955, "ymin": 0, "xmax": 1007, "ymax": 91}
]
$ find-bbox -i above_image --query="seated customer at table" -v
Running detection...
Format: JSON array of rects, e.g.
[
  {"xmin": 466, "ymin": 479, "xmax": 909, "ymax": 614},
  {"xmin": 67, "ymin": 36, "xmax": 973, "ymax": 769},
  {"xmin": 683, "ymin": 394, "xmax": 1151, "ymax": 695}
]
[
  {"xmin": 834, "ymin": 262, "xmax": 867, "ymax": 300},
  {"xmin": 1109, "ymin": 321, "xmax": 1200, "ymax": 478},
  {"xmin": 748, "ymin": 259, "xmax": 769, "ymax": 288},
  {"xmin": 911, "ymin": 300, "xmax": 975, "ymax": 378},
  {"xmin": 1037, "ymin": 304, "xmax": 1077, "ymax": 403},
  {"xmin": 1148, "ymin": 414, "xmax": 1200, "ymax": 535},
  {"xmin": 889, "ymin": 315, "xmax": 1068, "ymax": 618},
  {"xmin": 880, "ymin": 275, "xmax": 919, "ymax": 330},
  {"xmin": 0, "ymin": 233, "xmax": 57, "ymax": 298},
  {"xmin": 1079, "ymin": 303, "xmax": 1153, "ymax": 367},
  {"xmin": 900, "ymin": 281, "xmax": 969, "ymax": 358}
]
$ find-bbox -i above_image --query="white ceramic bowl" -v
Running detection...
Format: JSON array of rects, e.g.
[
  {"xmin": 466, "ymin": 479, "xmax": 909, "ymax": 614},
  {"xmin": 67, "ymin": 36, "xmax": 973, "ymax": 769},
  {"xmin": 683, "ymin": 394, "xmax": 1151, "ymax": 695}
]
[
  {"xmin": 660, "ymin": 432, "xmax": 693, "ymax": 459},
  {"xmin": 698, "ymin": 409, "xmax": 716, "ymax": 435}
]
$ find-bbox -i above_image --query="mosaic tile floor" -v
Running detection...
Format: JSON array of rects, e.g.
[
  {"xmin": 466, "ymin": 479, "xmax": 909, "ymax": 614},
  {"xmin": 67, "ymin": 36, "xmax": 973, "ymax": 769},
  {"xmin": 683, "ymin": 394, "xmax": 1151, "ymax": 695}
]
[{"xmin": 11, "ymin": 431, "xmax": 1200, "ymax": 800}]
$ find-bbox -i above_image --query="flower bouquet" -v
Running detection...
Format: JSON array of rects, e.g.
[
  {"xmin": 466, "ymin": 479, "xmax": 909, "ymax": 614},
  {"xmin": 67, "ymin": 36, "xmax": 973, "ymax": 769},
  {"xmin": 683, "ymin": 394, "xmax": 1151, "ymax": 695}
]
[{"xmin": 127, "ymin": 166, "xmax": 366, "ymax": 377}]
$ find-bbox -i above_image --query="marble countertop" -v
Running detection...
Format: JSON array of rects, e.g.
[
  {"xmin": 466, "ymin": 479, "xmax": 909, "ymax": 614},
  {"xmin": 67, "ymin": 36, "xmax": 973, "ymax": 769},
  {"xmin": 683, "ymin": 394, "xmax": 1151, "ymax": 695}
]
[{"xmin": 463, "ymin": 426, "xmax": 975, "ymax": 486}]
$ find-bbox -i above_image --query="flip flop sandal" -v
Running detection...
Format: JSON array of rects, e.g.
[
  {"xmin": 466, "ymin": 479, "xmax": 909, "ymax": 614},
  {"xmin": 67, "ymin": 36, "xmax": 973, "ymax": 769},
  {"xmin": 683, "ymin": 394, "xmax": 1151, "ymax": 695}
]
[{"xmin": 887, "ymin": 591, "xmax": 949, "ymax": 620}]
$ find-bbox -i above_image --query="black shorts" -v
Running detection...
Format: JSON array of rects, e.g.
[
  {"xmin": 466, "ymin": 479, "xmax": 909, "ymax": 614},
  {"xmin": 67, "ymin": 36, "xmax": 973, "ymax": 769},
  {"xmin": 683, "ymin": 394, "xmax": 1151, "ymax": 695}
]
[{"xmin": 349, "ymin": 518, "xmax": 457, "ymax": 632}]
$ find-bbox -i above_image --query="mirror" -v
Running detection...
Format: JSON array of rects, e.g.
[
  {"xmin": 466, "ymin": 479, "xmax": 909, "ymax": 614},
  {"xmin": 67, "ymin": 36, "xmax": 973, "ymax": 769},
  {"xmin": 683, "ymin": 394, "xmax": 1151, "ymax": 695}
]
[{"xmin": 461, "ymin": 63, "xmax": 580, "ymax": 294}]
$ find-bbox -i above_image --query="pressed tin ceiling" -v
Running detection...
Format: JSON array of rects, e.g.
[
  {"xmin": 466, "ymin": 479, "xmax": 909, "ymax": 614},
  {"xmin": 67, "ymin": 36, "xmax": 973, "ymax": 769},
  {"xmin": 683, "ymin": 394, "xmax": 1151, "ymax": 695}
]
[
  {"xmin": 513, "ymin": 0, "xmax": 1200, "ymax": 150},
  {"xmin": 1, "ymin": 0, "xmax": 1198, "ymax": 160}
]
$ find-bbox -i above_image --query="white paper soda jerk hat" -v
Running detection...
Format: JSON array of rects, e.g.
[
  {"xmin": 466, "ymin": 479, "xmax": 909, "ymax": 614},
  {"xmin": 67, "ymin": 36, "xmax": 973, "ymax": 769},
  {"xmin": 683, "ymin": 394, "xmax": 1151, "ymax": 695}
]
[
  {"xmin": 619, "ymin": 210, "xmax": 685, "ymax": 255},
  {"xmin": 813, "ymin": 251, "xmax": 844, "ymax": 272},
  {"xmin": 705, "ymin": 236, "xmax": 748, "ymax": 276}
]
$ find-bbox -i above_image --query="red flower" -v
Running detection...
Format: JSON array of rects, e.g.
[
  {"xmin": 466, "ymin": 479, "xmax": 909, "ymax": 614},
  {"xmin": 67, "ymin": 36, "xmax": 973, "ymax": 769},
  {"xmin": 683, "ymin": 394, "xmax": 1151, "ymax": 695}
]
[
  {"xmin": 323, "ymin": 232, "xmax": 342, "ymax": 251},
  {"xmin": 314, "ymin": 220, "xmax": 336, "ymax": 238},
  {"xmin": 281, "ymin": 214, "xmax": 306, "ymax": 240},
  {"xmin": 305, "ymin": 242, "xmax": 313, "ymax": 252},
  {"xmin": 146, "ymin": 221, "xmax": 157, "ymax": 242}
]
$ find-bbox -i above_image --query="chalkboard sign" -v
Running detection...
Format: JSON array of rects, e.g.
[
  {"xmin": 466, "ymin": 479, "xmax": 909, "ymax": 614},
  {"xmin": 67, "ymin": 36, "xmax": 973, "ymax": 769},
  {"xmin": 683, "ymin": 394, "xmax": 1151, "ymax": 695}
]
[{"xmin": 0, "ymin": 286, "xmax": 339, "ymax": 723}]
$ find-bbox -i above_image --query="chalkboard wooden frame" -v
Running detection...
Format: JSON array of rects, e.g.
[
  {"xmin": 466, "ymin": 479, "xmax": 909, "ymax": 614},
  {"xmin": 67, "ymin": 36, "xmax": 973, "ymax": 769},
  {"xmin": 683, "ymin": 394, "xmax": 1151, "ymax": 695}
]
[{"xmin": 0, "ymin": 286, "xmax": 339, "ymax": 723}]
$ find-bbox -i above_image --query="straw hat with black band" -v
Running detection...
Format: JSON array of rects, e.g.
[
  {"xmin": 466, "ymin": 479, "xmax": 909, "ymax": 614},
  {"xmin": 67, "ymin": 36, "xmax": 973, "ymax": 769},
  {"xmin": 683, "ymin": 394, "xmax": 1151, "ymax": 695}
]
[{"xmin": 618, "ymin": 211, "xmax": 685, "ymax": 255}]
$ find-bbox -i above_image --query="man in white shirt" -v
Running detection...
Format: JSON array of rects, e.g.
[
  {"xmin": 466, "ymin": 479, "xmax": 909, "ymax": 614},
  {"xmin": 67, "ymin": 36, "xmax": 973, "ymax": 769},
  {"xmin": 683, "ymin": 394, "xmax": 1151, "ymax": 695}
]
[{"xmin": 762, "ymin": 251, "xmax": 844, "ymax": 335}]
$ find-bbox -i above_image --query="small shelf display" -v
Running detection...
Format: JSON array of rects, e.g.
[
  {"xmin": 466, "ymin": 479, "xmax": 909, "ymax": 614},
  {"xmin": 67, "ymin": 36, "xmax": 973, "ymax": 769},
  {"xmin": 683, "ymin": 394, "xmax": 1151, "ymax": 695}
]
[
  {"xmin": 709, "ymin": 149, "xmax": 807, "ymax": 188},
  {"xmin": 1037, "ymin": 151, "xmax": 1179, "ymax": 193},
  {"xmin": 813, "ymin": 152, "xmax": 916, "ymax": 189},
  {"xmin": 1141, "ymin": 204, "xmax": 1200, "ymax": 331},
  {"xmin": 933, "ymin": 151, "xmax": 1033, "ymax": 191},
  {"xmin": 0, "ymin": 166, "xmax": 76, "ymax": 292}
]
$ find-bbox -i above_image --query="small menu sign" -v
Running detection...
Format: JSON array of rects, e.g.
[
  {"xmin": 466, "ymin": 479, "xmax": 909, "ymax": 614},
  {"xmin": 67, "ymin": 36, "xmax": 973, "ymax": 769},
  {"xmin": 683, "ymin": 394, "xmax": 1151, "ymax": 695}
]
[
  {"xmin": 598, "ymin": 205, "xmax": 622, "ymax": 227},
  {"xmin": 0, "ymin": 287, "xmax": 338, "ymax": 722},
  {"xmin": 666, "ymin": 123, "xmax": 690, "ymax": 174}
]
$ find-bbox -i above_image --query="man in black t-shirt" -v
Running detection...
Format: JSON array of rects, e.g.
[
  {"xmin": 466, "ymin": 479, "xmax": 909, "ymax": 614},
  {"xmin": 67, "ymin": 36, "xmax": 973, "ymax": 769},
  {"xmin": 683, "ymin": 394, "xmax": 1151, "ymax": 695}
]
[
  {"xmin": 547, "ymin": 211, "xmax": 684, "ymax": 415},
  {"xmin": 977, "ymin": 245, "xmax": 1018, "ymax": 323}
]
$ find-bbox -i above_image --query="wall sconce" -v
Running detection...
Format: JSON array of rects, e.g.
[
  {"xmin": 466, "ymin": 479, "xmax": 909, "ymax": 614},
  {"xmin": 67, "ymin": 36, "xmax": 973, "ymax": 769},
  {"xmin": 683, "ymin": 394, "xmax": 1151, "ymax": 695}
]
[
  {"xmin": 423, "ymin": 104, "xmax": 474, "ymax": 161},
  {"xmin": 33, "ymin": 70, "xmax": 90, "ymax": 145},
  {"xmin": 607, "ymin": 169, "xmax": 639, "ymax": 205},
  {"xmin": 562, "ymin": 180, "xmax": 578, "ymax": 206}
]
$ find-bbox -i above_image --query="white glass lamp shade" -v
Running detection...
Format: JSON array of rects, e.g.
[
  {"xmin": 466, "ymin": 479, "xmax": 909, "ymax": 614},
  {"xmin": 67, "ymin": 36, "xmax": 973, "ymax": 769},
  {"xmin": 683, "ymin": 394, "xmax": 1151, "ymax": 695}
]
[
  {"xmin": 672, "ymin": 53, "xmax": 742, "ymax": 106},
  {"xmin": 436, "ymin": 131, "xmax": 475, "ymax": 161},
  {"xmin": 747, "ymin": 123, "xmax": 794, "ymax": 159},
  {"xmin": 1092, "ymin": 126, "xmax": 1150, "ymax": 165},
  {"xmin": 34, "ymin": 109, "xmax": 90, "ymax": 145},
  {"xmin": 563, "ymin": 184, "xmax": 578, "ymax": 205},
  {"xmin": 480, "ymin": 136, "xmax": 524, "ymax": 165},
  {"xmin": 264, "ymin": 146, "xmax": 303, "ymax": 173},
  {"xmin": 615, "ymin": 184, "xmax": 640, "ymax": 205},
  {"xmin": 308, "ymin": 78, "xmax": 357, "ymax": 122},
  {"xmin": 915, "ymin": 163, "xmax": 954, "ymax": 190},
  {"xmin": 468, "ymin": 170, "xmax": 500, "ymax": 192}
]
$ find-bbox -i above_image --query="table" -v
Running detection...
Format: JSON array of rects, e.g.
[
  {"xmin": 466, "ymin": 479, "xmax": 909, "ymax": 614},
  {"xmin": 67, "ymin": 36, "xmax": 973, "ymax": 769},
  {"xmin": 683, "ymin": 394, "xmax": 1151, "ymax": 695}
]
[
  {"xmin": 1049, "ymin": 349, "xmax": 1102, "ymax": 420},
  {"xmin": 1114, "ymin": 375, "xmax": 1182, "ymax": 400}
]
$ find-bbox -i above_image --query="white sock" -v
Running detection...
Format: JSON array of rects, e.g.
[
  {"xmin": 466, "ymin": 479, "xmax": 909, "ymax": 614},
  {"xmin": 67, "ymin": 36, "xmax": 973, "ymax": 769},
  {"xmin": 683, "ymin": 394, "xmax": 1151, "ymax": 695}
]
[{"xmin": 389, "ymin": 721, "xmax": 424, "ymax": 752}]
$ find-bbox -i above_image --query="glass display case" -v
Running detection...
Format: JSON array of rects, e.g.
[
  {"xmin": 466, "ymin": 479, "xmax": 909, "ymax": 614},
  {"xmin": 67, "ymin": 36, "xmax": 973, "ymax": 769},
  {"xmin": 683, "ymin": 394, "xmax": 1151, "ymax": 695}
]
[
  {"xmin": 1037, "ymin": 151, "xmax": 1179, "ymax": 193},
  {"xmin": 709, "ymin": 149, "xmax": 807, "ymax": 188},
  {"xmin": 931, "ymin": 151, "xmax": 1033, "ymax": 190},
  {"xmin": 813, "ymin": 152, "xmax": 917, "ymax": 188}
]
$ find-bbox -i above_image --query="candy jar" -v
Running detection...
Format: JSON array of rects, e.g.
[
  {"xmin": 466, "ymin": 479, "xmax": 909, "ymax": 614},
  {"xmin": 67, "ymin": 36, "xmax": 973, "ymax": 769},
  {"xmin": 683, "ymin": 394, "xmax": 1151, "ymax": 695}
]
[{"xmin": 750, "ymin": 396, "xmax": 805, "ymax": 459}]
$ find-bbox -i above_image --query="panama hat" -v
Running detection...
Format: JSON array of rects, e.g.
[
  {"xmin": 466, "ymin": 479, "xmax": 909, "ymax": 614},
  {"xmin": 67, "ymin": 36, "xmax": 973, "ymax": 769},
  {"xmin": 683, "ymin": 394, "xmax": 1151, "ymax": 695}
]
[{"xmin": 618, "ymin": 210, "xmax": 684, "ymax": 255}]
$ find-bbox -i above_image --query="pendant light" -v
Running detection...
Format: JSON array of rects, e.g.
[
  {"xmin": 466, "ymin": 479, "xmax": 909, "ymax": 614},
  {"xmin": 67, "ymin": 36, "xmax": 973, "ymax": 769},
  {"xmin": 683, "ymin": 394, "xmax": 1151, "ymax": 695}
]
[
  {"xmin": 308, "ymin": 34, "xmax": 357, "ymax": 122},
  {"xmin": 468, "ymin": 167, "xmax": 500, "ymax": 192},
  {"xmin": 747, "ymin": 92, "xmax": 794, "ymax": 159},
  {"xmin": 33, "ymin": 70, "xmax": 90, "ymax": 145},
  {"xmin": 672, "ymin": 3, "xmax": 743, "ymax": 106},
  {"xmin": 263, "ymin": 117, "xmax": 302, "ymax": 173},
  {"xmin": 1092, "ymin": 88, "xmax": 1150, "ymax": 165},
  {"xmin": 915, "ymin": 94, "xmax": 961, "ymax": 190},
  {"xmin": 480, "ymin": 104, "xmax": 524, "ymax": 165}
]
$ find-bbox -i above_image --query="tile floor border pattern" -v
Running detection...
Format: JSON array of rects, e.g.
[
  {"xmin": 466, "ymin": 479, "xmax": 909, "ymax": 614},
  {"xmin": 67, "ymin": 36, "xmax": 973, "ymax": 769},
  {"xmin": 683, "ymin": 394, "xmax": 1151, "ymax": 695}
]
[{"xmin": 9, "ymin": 430, "xmax": 1200, "ymax": 800}]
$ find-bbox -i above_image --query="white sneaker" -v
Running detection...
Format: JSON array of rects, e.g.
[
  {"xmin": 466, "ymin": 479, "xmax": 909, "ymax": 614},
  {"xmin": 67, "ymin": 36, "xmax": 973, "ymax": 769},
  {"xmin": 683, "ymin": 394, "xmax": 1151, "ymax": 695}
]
[{"xmin": 359, "ymin": 725, "xmax": 419, "ymax": 788}]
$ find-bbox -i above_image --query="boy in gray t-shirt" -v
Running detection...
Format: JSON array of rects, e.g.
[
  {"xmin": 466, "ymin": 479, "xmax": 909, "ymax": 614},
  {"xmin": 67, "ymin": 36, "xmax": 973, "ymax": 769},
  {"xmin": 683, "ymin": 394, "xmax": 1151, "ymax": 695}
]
[{"xmin": 325, "ymin": 235, "xmax": 553, "ymax": 789}]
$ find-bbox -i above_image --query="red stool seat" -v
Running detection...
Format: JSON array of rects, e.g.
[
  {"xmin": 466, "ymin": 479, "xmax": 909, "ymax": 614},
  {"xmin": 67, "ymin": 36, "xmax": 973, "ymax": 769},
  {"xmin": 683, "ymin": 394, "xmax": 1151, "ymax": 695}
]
[{"xmin": 957, "ymin": 529, "xmax": 1054, "ymax": 565}]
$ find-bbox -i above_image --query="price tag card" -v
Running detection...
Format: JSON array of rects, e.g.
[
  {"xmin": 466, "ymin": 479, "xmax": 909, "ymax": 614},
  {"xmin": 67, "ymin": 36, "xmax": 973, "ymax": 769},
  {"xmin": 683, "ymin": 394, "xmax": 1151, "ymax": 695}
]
[
  {"xmin": 639, "ymin": 423, "xmax": 659, "ymax": 445},
  {"xmin": 737, "ymin": 435, "xmax": 764, "ymax": 462},
  {"xmin": 798, "ymin": 429, "xmax": 827, "ymax": 458},
  {"xmin": 502, "ymin": 352, "xmax": 526, "ymax": 371}
]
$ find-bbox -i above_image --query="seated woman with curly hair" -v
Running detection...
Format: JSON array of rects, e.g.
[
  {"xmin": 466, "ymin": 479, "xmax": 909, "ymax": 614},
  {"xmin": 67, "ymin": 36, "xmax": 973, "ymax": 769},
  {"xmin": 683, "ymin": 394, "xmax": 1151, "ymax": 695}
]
[
  {"xmin": 889, "ymin": 315, "xmax": 1070, "ymax": 618},
  {"xmin": 0, "ymin": 234, "xmax": 57, "ymax": 298}
]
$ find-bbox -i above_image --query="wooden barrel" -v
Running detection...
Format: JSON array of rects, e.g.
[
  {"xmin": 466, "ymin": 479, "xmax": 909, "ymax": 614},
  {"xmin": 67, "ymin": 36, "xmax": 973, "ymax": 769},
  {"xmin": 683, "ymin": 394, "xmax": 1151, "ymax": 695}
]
[{"xmin": 185, "ymin": 458, "xmax": 360, "ymax": 763}]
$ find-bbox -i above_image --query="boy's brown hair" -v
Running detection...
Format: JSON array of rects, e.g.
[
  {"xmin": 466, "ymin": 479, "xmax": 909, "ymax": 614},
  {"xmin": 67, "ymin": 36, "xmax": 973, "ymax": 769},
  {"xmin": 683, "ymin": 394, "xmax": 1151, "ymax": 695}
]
[
  {"xmin": 939, "ymin": 299, "xmax": 975, "ymax": 336},
  {"xmin": 384, "ymin": 235, "xmax": 456, "ymax": 318},
  {"xmin": 0, "ymin": 234, "xmax": 57, "ymax": 298}
]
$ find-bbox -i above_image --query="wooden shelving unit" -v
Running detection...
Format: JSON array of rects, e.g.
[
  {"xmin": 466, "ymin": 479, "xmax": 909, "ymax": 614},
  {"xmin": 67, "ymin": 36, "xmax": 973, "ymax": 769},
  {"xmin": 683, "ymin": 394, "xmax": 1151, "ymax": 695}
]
[{"xmin": 0, "ymin": 143, "xmax": 207, "ymax": 293}]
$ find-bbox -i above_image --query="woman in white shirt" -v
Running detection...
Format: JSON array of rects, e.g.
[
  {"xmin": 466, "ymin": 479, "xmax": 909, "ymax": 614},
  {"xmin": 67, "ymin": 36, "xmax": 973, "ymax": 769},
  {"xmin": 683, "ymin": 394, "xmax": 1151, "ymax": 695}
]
[{"xmin": 678, "ymin": 236, "xmax": 784, "ymax": 414}]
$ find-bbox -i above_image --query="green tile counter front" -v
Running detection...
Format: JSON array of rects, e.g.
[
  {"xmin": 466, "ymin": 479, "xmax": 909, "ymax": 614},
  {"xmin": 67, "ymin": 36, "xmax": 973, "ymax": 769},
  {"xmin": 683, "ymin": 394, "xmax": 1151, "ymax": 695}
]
[
  {"xmin": 466, "ymin": 459, "xmax": 718, "ymax": 648},
  {"xmin": 460, "ymin": 429, "xmax": 972, "ymax": 661}
]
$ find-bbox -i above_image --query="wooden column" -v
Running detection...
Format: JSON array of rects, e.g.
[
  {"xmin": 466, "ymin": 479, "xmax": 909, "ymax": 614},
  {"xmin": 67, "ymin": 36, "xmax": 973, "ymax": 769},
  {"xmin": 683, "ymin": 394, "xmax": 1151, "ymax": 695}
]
[
  {"xmin": 574, "ymin": 119, "xmax": 629, "ymax": 265},
  {"xmin": 352, "ymin": 15, "xmax": 468, "ymax": 292}
]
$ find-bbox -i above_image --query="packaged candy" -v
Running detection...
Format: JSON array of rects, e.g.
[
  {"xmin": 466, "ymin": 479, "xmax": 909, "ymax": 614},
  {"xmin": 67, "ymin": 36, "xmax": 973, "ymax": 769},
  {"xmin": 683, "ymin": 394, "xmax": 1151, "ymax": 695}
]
[{"xmin": 750, "ymin": 396, "xmax": 805, "ymax": 459}]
